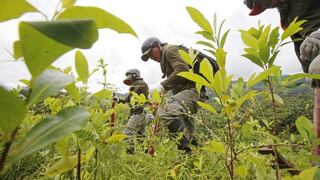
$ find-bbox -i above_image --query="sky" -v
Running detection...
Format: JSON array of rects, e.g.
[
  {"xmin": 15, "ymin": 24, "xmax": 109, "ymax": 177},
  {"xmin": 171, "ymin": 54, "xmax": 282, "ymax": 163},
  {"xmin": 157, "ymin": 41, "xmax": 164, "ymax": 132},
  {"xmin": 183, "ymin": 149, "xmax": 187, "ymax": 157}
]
[{"xmin": 0, "ymin": 0, "xmax": 302, "ymax": 93}]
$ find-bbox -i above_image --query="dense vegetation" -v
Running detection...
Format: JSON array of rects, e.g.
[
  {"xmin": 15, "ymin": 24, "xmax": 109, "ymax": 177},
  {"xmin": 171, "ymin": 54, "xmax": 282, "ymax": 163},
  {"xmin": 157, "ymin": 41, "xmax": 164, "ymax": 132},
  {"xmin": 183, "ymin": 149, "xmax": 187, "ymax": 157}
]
[{"xmin": 0, "ymin": 0, "xmax": 320, "ymax": 179}]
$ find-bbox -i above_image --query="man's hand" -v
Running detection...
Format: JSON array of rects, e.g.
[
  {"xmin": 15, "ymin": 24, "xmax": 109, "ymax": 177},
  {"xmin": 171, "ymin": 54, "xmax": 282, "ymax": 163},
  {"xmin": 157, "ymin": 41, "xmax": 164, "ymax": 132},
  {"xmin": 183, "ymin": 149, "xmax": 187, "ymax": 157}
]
[
  {"xmin": 157, "ymin": 84, "xmax": 166, "ymax": 96},
  {"xmin": 300, "ymin": 30, "xmax": 320, "ymax": 62},
  {"xmin": 112, "ymin": 96, "xmax": 119, "ymax": 102}
]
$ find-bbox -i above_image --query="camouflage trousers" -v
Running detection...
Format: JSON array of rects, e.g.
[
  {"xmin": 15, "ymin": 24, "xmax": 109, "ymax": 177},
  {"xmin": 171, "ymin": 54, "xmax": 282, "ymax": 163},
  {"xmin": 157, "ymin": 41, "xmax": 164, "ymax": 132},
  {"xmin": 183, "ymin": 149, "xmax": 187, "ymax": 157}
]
[
  {"xmin": 157, "ymin": 88, "xmax": 199, "ymax": 141},
  {"xmin": 122, "ymin": 112, "xmax": 146, "ymax": 136}
]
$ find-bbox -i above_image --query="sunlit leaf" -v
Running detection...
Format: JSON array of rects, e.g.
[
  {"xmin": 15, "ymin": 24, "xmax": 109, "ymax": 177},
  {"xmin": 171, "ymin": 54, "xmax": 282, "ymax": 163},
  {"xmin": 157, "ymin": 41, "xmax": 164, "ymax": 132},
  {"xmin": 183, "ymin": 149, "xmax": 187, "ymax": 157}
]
[
  {"xmin": 295, "ymin": 116, "xmax": 315, "ymax": 143},
  {"xmin": 93, "ymin": 89, "xmax": 113, "ymax": 100},
  {"xmin": 197, "ymin": 101, "xmax": 217, "ymax": 114},
  {"xmin": 20, "ymin": 20, "xmax": 98, "ymax": 77},
  {"xmin": 281, "ymin": 18, "xmax": 306, "ymax": 41},
  {"xmin": 195, "ymin": 31, "xmax": 214, "ymax": 42},
  {"xmin": 64, "ymin": 82, "xmax": 80, "ymax": 102},
  {"xmin": 235, "ymin": 166, "xmax": 248, "ymax": 179},
  {"xmin": 269, "ymin": 27, "xmax": 279, "ymax": 49},
  {"xmin": 215, "ymin": 48, "xmax": 226, "ymax": 69},
  {"xmin": 242, "ymin": 54, "xmax": 263, "ymax": 68},
  {"xmin": 178, "ymin": 71, "xmax": 211, "ymax": 88},
  {"xmin": 75, "ymin": 50, "xmax": 89, "ymax": 83},
  {"xmin": 220, "ymin": 29, "xmax": 230, "ymax": 49},
  {"xmin": 186, "ymin": 6, "xmax": 213, "ymax": 34},
  {"xmin": 13, "ymin": 41, "xmax": 22, "ymax": 60},
  {"xmin": 0, "ymin": 0, "xmax": 38, "ymax": 22},
  {"xmin": 104, "ymin": 133, "xmax": 127, "ymax": 144},
  {"xmin": 56, "ymin": 6, "xmax": 137, "ymax": 37},
  {"xmin": 0, "ymin": 87, "xmax": 26, "ymax": 134},
  {"xmin": 61, "ymin": 0, "xmax": 76, "ymax": 9},
  {"xmin": 27, "ymin": 69, "xmax": 74, "ymax": 106},
  {"xmin": 247, "ymin": 66, "xmax": 280, "ymax": 88},
  {"xmin": 240, "ymin": 30, "xmax": 259, "ymax": 49},
  {"xmin": 200, "ymin": 58, "xmax": 214, "ymax": 83},
  {"xmin": 201, "ymin": 140, "xmax": 225, "ymax": 154},
  {"xmin": 196, "ymin": 41, "xmax": 216, "ymax": 50},
  {"xmin": 10, "ymin": 106, "xmax": 90, "ymax": 162},
  {"xmin": 178, "ymin": 50, "xmax": 192, "ymax": 66},
  {"xmin": 272, "ymin": 94, "xmax": 283, "ymax": 105}
]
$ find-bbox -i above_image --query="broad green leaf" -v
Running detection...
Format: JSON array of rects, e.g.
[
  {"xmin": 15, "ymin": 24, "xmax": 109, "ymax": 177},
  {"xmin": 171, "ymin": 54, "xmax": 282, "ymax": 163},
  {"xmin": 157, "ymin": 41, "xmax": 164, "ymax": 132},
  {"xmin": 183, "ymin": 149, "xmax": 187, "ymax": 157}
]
[
  {"xmin": 13, "ymin": 40, "xmax": 22, "ymax": 60},
  {"xmin": 20, "ymin": 20, "xmax": 98, "ymax": 77},
  {"xmin": 55, "ymin": 137, "xmax": 70, "ymax": 157},
  {"xmin": 240, "ymin": 30, "xmax": 259, "ymax": 49},
  {"xmin": 151, "ymin": 90, "xmax": 161, "ymax": 104},
  {"xmin": 247, "ymin": 66, "xmax": 280, "ymax": 88},
  {"xmin": 20, "ymin": 79, "xmax": 30, "ymax": 86},
  {"xmin": 295, "ymin": 116, "xmax": 315, "ymax": 143},
  {"xmin": 197, "ymin": 101, "xmax": 217, "ymax": 114},
  {"xmin": 0, "ymin": 87, "xmax": 26, "ymax": 134},
  {"xmin": 213, "ymin": 70, "xmax": 223, "ymax": 96},
  {"xmin": 10, "ymin": 106, "xmax": 90, "ymax": 162},
  {"xmin": 75, "ymin": 51, "xmax": 89, "ymax": 83},
  {"xmin": 234, "ymin": 91, "xmax": 258, "ymax": 111},
  {"xmin": 268, "ymin": 50, "xmax": 280, "ymax": 67},
  {"xmin": 272, "ymin": 94, "xmax": 283, "ymax": 105},
  {"xmin": 93, "ymin": 89, "xmax": 113, "ymax": 100},
  {"xmin": 258, "ymin": 25, "xmax": 271, "ymax": 45},
  {"xmin": 242, "ymin": 54, "xmax": 264, "ymax": 68},
  {"xmin": 248, "ymin": 27, "xmax": 260, "ymax": 39},
  {"xmin": 259, "ymin": 43, "xmax": 270, "ymax": 64},
  {"xmin": 27, "ymin": 69, "xmax": 74, "ymax": 106},
  {"xmin": 281, "ymin": 18, "xmax": 306, "ymax": 41},
  {"xmin": 104, "ymin": 133, "xmax": 127, "ymax": 144},
  {"xmin": 269, "ymin": 27, "xmax": 279, "ymax": 49},
  {"xmin": 200, "ymin": 58, "xmax": 214, "ymax": 83},
  {"xmin": 282, "ymin": 73, "xmax": 320, "ymax": 85},
  {"xmin": 235, "ymin": 166, "xmax": 248, "ymax": 179},
  {"xmin": 64, "ymin": 82, "xmax": 80, "ymax": 102},
  {"xmin": 297, "ymin": 166, "xmax": 318, "ymax": 180},
  {"xmin": 177, "ymin": 71, "xmax": 211, "ymax": 88},
  {"xmin": 196, "ymin": 41, "xmax": 216, "ymax": 50},
  {"xmin": 202, "ymin": 140, "xmax": 225, "ymax": 154},
  {"xmin": 186, "ymin": 6, "xmax": 213, "ymax": 34},
  {"xmin": 46, "ymin": 147, "xmax": 95, "ymax": 177},
  {"xmin": 178, "ymin": 50, "xmax": 192, "ymax": 66},
  {"xmin": 195, "ymin": 31, "xmax": 215, "ymax": 42},
  {"xmin": 56, "ymin": 6, "xmax": 137, "ymax": 37},
  {"xmin": 215, "ymin": 48, "xmax": 226, "ymax": 69},
  {"xmin": 0, "ymin": 0, "xmax": 38, "ymax": 22},
  {"xmin": 62, "ymin": 0, "xmax": 76, "ymax": 9}
]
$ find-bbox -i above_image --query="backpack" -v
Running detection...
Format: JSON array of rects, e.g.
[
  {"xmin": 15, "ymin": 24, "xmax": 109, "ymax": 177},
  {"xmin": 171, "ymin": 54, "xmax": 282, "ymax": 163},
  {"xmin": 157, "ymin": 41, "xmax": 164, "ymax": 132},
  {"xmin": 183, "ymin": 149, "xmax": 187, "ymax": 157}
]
[{"xmin": 178, "ymin": 45, "xmax": 220, "ymax": 83}]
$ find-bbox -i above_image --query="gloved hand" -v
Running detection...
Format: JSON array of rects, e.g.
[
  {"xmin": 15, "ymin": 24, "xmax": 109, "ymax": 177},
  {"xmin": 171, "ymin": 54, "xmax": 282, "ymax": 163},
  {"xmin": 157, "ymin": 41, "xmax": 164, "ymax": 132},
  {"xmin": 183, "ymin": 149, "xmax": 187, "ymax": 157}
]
[
  {"xmin": 112, "ymin": 96, "xmax": 119, "ymax": 102},
  {"xmin": 156, "ymin": 84, "xmax": 166, "ymax": 96},
  {"xmin": 300, "ymin": 30, "xmax": 320, "ymax": 62}
]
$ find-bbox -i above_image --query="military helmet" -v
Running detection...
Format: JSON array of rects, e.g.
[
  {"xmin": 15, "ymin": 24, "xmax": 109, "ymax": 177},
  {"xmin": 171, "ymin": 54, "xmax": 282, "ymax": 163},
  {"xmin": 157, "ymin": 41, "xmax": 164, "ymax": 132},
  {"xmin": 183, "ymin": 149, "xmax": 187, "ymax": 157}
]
[
  {"xmin": 141, "ymin": 37, "xmax": 162, "ymax": 61},
  {"xmin": 125, "ymin": 68, "xmax": 141, "ymax": 77}
]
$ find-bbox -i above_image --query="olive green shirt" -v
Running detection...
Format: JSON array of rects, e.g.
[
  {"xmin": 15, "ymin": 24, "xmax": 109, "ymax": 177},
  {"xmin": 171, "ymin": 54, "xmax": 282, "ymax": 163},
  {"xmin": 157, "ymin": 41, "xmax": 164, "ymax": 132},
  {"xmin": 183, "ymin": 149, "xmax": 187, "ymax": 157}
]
[
  {"xmin": 160, "ymin": 44, "xmax": 195, "ymax": 95},
  {"xmin": 119, "ymin": 78, "xmax": 149, "ymax": 114}
]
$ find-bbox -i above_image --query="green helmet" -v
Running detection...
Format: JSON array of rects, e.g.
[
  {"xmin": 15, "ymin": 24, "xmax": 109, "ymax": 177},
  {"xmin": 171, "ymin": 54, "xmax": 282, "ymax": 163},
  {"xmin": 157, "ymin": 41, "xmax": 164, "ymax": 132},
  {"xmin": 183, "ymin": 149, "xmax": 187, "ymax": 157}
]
[
  {"xmin": 125, "ymin": 68, "xmax": 141, "ymax": 78},
  {"xmin": 141, "ymin": 37, "xmax": 162, "ymax": 61}
]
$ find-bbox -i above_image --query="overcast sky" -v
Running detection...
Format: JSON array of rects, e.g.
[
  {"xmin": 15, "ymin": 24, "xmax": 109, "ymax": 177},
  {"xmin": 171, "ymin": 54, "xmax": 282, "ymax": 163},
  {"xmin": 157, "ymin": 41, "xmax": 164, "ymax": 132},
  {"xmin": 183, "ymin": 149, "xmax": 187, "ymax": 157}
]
[{"xmin": 0, "ymin": 0, "xmax": 301, "ymax": 93}]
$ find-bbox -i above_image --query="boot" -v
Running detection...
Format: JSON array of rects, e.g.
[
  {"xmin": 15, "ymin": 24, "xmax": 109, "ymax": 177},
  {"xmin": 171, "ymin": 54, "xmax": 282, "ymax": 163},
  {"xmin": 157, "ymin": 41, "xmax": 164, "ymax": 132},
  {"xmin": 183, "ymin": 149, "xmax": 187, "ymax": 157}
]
[{"xmin": 167, "ymin": 119, "xmax": 191, "ymax": 153}]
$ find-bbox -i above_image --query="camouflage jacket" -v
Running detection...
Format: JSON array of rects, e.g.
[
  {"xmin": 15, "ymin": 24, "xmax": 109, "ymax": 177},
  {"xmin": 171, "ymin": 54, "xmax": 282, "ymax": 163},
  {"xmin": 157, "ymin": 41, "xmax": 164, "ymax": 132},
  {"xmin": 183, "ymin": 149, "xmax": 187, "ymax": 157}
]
[
  {"xmin": 119, "ymin": 78, "xmax": 149, "ymax": 114},
  {"xmin": 160, "ymin": 44, "xmax": 195, "ymax": 95}
]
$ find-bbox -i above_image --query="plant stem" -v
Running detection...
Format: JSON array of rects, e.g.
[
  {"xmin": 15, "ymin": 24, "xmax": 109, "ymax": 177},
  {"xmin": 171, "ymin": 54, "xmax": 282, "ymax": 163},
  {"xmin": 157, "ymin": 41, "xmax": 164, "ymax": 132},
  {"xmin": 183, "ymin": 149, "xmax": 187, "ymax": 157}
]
[
  {"xmin": 0, "ymin": 127, "xmax": 19, "ymax": 172},
  {"xmin": 267, "ymin": 76, "xmax": 281, "ymax": 180},
  {"xmin": 94, "ymin": 147, "xmax": 98, "ymax": 180},
  {"xmin": 77, "ymin": 142, "xmax": 81, "ymax": 180}
]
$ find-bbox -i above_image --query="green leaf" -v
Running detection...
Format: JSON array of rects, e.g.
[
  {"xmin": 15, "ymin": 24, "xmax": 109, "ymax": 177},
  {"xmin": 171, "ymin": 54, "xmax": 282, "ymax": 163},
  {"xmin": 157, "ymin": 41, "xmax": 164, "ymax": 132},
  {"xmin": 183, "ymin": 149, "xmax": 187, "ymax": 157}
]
[
  {"xmin": 56, "ymin": 6, "xmax": 137, "ymax": 37},
  {"xmin": 64, "ymin": 82, "xmax": 80, "ymax": 102},
  {"xmin": 195, "ymin": 31, "xmax": 215, "ymax": 42},
  {"xmin": 220, "ymin": 29, "xmax": 230, "ymax": 49},
  {"xmin": 235, "ymin": 166, "xmax": 248, "ymax": 179},
  {"xmin": 240, "ymin": 30, "xmax": 259, "ymax": 49},
  {"xmin": 259, "ymin": 43, "xmax": 270, "ymax": 64},
  {"xmin": 75, "ymin": 51, "xmax": 89, "ymax": 83},
  {"xmin": 201, "ymin": 140, "xmax": 225, "ymax": 154},
  {"xmin": 242, "ymin": 54, "xmax": 264, "ymax": 68},
  {"xmin": 269, "ymin": 27, "xmax": 279, "ymax": 49},
  {"xmin": 200, "ymin": 58, "xmax": 214, "ymax": 83},
  {"xmin": 93, "ymin": 89, "xmax": 113, "ymax": 100},
  {"xmin": 247, "ymin": 66, "xmax": 280, "ymax": 88},
  {"xmin": 268, "ymin": 50, "xmax": 280, "ymax": 67},
  {"xmin": 177, "ymin": 71, "xmax": 211, "ymax": 88},
  {"xmin": 178, "ymin": 50, "xmax": 192, "ymax": 66},
  {"xmin": 62, "ymin": 0, "xmax": 76, "ymax": 9},
  {"xmin": 104, "ymin": 133, "xmax": 127, "ymax": 144},
  {"xmin": 281, "ymin": 18, "xmax": 306, "ymax": 41},
  {"xmin": 295, "ymin": 116, "xmax": 315, "ymax": 143},
  {"xmin": 10, "ymin": 106, "xmax": 90, "ymax": 162},
  {"xmin": 0, "ymin": 0, "xmax": 38, "ymax": 22},
  {"xmin": 215, "ymin": 48, "xmax": 226, "ymax": 69},
  {"xmin": 272, "ymin": 94, "xmax": 283, "ymax": 105},
  {"xmin": 196, "ymin": 41, "xmax": 216, "ymax": 50},
  {"xmin": 20, "ymin": 20, "xmax": 98, "ymax": 77},
  {"xmin": 197, "ymin": 101, "xmax": 217, "ymax": 114},
  {"xmin": 298, "ymin": 166, "xmax": 318, "ymax": 180},
  {"xmin": 258, "ymin": 25, "xmax": 271, "ymax": 45},
  {"xmin": 282, "ymin": 73, "xmax": 320, "ymax": 85},
  {"xmin": 186, "ymin": 6, "xmax": 213, "ymax": 34},
  {"xmin": 27, "ymin": 69, "xmax": 74, "ymax": 106},
  {"xmin": 13, "ymin": 41, "xmax": 22, "ymax": 60},
  {"xmin": 0, "ymin": 87, "xmax": 26, "ymax": 134}
]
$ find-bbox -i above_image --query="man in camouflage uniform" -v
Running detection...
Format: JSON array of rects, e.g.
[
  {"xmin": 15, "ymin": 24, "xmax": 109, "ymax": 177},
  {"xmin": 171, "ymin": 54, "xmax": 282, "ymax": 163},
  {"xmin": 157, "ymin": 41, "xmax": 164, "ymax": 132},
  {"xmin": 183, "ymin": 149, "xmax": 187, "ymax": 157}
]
[
  {"xmin": 115, "ymin": 69, "xmax": 149, "ymax": 137},
  {"xmin": 141, "ymin": 37, "xmax": 199, "ymax": 153}
]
